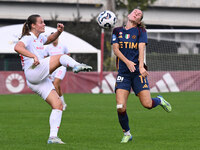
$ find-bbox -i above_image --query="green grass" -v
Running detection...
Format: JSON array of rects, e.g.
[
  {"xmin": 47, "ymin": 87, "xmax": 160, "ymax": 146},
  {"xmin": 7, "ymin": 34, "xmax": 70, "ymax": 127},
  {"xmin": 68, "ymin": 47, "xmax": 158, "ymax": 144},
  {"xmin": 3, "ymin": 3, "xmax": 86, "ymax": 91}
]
[{"xmin": 0, "ymin": 92, "xmax": 200, "ymax": 150}]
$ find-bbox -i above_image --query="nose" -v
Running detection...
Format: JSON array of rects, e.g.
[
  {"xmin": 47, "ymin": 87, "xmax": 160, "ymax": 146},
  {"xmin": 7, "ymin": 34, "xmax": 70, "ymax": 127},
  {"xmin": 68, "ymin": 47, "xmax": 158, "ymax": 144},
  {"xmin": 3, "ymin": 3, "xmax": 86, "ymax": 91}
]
[{"xmin": 134, "ymin": 11, "xmax": 138, "ymax": 16}]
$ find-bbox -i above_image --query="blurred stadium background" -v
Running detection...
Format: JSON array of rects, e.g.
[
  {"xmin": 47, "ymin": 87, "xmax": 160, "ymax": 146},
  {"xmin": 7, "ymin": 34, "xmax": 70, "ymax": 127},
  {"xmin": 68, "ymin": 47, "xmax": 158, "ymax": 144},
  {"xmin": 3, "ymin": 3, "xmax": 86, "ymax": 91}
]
[{"xmin": 0, "ymin": 0, "xmax": 199, "ymax": 94}]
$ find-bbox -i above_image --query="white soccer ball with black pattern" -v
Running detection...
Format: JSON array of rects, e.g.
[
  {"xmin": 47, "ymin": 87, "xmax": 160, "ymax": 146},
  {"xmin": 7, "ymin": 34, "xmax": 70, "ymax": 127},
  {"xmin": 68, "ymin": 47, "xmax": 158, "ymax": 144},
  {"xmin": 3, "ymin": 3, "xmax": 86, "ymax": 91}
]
[{"xmin": 97, "ymin": 10, "xmax": 117, "ymax": 29}]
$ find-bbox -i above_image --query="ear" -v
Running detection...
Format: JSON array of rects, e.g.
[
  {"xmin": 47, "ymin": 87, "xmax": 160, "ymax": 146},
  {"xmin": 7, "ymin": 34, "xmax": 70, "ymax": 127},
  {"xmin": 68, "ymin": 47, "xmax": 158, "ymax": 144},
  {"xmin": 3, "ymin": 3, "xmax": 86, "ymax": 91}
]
[{"xmin": 31, "ymin": 23, "xmax": 36, "ymax": 29}]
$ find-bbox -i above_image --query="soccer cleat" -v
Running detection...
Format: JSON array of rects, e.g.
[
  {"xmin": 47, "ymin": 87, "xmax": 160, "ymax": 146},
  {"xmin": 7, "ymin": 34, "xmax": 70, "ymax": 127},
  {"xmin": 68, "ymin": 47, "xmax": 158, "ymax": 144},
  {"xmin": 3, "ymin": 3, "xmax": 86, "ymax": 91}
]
[
  {"xmin": 47, "ymin": 137, "xmax": 65, "ymax": 144},
  {"xmin": 73, "ymin": 64, "xmax": 92, "ymax": 73},
  {"xmin": 157, "ymin": 95, "xmax": 172, "ymax": 112},
  {"xmin": 120, "ymin": 135, "xmax": 133, "ymax": 143}
]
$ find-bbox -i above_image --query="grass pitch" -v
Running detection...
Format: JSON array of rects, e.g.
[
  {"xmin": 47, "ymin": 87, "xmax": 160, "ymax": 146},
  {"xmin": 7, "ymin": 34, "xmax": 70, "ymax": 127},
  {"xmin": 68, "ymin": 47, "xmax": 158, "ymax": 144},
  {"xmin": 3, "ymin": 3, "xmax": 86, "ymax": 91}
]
[{"xmin": 0, "ymin": 92, "xmax": 200, "ymax": 150}]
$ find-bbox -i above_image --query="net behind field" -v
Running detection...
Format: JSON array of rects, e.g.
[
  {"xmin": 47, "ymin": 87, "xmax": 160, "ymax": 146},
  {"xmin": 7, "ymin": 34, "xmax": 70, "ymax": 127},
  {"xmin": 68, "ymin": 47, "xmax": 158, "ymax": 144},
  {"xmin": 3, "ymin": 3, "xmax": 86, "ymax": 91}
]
[{"xmin": 146, "ymin": 30, "xmax": 200, "ymax": 92}]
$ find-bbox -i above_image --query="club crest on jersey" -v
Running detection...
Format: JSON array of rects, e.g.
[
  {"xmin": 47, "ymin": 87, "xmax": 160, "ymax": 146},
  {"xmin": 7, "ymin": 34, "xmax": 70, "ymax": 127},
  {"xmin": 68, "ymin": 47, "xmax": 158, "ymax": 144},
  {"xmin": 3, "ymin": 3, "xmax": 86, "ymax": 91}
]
[
  {"xmin": 125, "ymin": 34, "xmax": 130, "ymax": 39},
  {"xmin": 132, "ymin": 35, "xmax": 136, "ymax": 39},
  {"xmin": 118, "ymin": 32, "xmax": 123, "ymax": 38}
]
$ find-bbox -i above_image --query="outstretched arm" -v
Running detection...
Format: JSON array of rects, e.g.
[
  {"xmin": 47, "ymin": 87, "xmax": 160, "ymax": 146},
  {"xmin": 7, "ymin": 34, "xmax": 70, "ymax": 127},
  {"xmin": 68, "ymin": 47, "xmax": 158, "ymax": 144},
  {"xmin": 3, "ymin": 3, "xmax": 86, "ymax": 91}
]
[{"xmin": 45, "ymin": 23, "xmax": 64, "ymax": 45}]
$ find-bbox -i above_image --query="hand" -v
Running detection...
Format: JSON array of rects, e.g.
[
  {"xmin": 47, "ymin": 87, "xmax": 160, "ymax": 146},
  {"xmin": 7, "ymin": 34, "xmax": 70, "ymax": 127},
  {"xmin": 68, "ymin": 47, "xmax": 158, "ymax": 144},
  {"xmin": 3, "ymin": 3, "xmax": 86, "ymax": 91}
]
[
  {"xmin": 139, "ymin": 67, "xmax": 149, "ymax": 77},
  {"xmin": 126, "ymin": 60, "xmax": 136, "ymax": 72},
  {"xmin": 32, "ymin": 56, "xmax": 40, "ymax": 68},
  {"xmin": 57, "ymin": 23, "xmax": 64, "ymax": 33}
]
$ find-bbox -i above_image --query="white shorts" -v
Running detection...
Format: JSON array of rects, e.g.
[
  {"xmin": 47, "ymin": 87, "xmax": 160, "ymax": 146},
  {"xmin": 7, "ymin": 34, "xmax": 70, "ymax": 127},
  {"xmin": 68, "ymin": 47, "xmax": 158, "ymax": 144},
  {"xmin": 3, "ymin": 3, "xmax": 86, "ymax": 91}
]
[
  {"xmin": 24, "ymin": 57, "xmax": 50, "ymax": 84},
  {"xmin": 49, "ymin": 66, "xmax": 66, "ymax": 81},
  {"xmin": 26, "ymin": 78, "xmax": 55, "ymax": 100},
  {"xmin": 24, "ymin": 57, "xmax": 54, "ymax": 100}
]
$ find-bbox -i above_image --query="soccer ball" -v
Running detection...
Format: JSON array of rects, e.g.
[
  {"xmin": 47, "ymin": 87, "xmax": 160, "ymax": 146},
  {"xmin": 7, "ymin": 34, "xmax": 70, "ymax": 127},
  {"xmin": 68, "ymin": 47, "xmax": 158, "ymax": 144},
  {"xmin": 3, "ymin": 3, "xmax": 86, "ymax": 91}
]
[{"xmin": 96, "ymin": 10, "xmax": 117, "ymax": 29}]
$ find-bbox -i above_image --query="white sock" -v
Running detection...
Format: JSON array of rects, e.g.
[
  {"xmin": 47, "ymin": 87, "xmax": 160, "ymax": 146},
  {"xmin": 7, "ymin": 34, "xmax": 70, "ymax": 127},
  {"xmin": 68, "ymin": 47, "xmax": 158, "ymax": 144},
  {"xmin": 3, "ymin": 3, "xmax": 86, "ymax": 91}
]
[
  {"xmin": 59, "ymin": 55, "xmax": 80, "ymax": 68},
  {"xmin": 124, "ymin": 130, "xmax": 131, "ymax": 136},
  {"xmin": 60, "ymin": 95, "xmax": 66, "ymax": 105},
  {"xmin": 49, "ymin": 109, "xmax": 63, "ymax": 138}
]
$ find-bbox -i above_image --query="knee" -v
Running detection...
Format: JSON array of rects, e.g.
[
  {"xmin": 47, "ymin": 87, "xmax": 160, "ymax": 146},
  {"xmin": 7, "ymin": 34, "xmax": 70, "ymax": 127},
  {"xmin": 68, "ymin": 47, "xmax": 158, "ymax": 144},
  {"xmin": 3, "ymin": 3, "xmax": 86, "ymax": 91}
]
[
  {"xmin": 142, "ymin": 101, "xmax": 152, "ymax": 109},
  {"xmin": 57, "ymin": 100, "xmax": 63, "ymax": 110},
  {"xmin": 52, "ymin": 100, "xmax": 63, "ymax": 111},
  {"xmin": 117, "ymin": 104, "xmax": 126, "ymax": 113},
  {"xmin": 58, "ymin": 103, "xmax": 63, "ymax": 111}
]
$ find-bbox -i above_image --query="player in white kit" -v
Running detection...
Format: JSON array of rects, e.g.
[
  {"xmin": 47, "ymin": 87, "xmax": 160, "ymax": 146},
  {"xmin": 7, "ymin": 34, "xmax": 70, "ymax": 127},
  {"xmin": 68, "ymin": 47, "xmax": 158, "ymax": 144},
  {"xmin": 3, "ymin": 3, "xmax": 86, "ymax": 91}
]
[
  {"xmin": 14, "ymin": 14, "xmax": 92, "ymax": 144},
  {"xmin": 44, "ymin": 35, "xmax": 68, "ymax": 111}
]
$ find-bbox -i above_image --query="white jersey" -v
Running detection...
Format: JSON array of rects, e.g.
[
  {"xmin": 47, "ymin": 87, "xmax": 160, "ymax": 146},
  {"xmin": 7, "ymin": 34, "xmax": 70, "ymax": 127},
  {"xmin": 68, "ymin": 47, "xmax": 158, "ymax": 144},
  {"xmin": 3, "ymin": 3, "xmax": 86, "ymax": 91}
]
[
  {"xmin": 19, "ymin": 32, "xmax": 47, "ymax": 70},
  {"xmin": 44, "ymin": 43, "xmax": 69, "ymax": 56}
]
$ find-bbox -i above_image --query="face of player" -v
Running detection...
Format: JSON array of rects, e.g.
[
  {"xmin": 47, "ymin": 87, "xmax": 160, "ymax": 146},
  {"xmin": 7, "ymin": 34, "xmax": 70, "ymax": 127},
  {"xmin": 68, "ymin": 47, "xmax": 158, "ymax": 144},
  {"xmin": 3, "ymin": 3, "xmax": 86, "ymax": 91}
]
[
  {"xmin": 129, "ymin": 9, "xmax": 143, "ymax": 24},
  {"xmin": 32, "ymin": 17, "xmax": 45, "ymax": 33}
]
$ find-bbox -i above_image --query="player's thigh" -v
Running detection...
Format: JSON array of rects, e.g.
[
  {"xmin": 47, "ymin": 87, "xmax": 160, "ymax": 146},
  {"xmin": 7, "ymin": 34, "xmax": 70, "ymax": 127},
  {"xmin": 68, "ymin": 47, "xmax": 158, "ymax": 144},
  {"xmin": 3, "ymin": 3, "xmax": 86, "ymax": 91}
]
[
  {"xmin": 25, "ymin": 57, "xmax": 50, "ymax": 84},
  {"xmin": 115, "ymin": 73, "xmax": 131, "ymax": 93},
  {"xmin": 116, "ymin": 89, "xmax": 129, "ymax": 107},
  {"xmin": 53, "ymin": 78, "xmax": 62, "ymax": 97},
  {"xmin": 46, "ymin": 90, "xmax": 63, "ymax": 110},
  {"xmin": 26, "ymin": 77, "xmax": 54, "ymax": 100},
  {"xmin": 115, "ymin": 73, "xmax": 131, "ymax": 107},
  {"xmin": 53, "ymin": 78, "xmax": 62, "ymax": 87},
  {"xmin": 132, "ymin": 74, "xmax": 151, "ymax": 107},
  {"xmin": 132, "ymin": 73, "xmax": 150, "ymax": 95},
  {"xmin": 137, "ymin": 90, "xmax": 152, "ymax": 107},
  {"xmin": 53, "ymin": 78, "xmax": 62, "ymax": 94},
  {"xmin": 49, "ymin": 54, "xmax": 63, "ymax": 74}
]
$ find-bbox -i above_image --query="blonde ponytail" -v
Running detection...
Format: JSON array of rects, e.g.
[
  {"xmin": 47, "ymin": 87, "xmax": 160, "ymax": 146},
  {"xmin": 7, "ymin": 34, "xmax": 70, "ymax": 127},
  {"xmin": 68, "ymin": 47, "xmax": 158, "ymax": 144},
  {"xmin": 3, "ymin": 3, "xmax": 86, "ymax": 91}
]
[{"xmin": 138, "ymin": 21, "xmax": 146, "ymax": 29}]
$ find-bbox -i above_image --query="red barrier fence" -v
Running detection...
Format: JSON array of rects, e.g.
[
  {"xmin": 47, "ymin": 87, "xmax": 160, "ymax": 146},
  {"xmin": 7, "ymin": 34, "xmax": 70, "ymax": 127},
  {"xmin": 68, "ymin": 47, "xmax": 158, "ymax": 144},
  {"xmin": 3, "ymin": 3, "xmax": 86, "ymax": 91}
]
[{"xmin": 0, "ymin": 71, "xmax": 200, "ymax": 94}]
